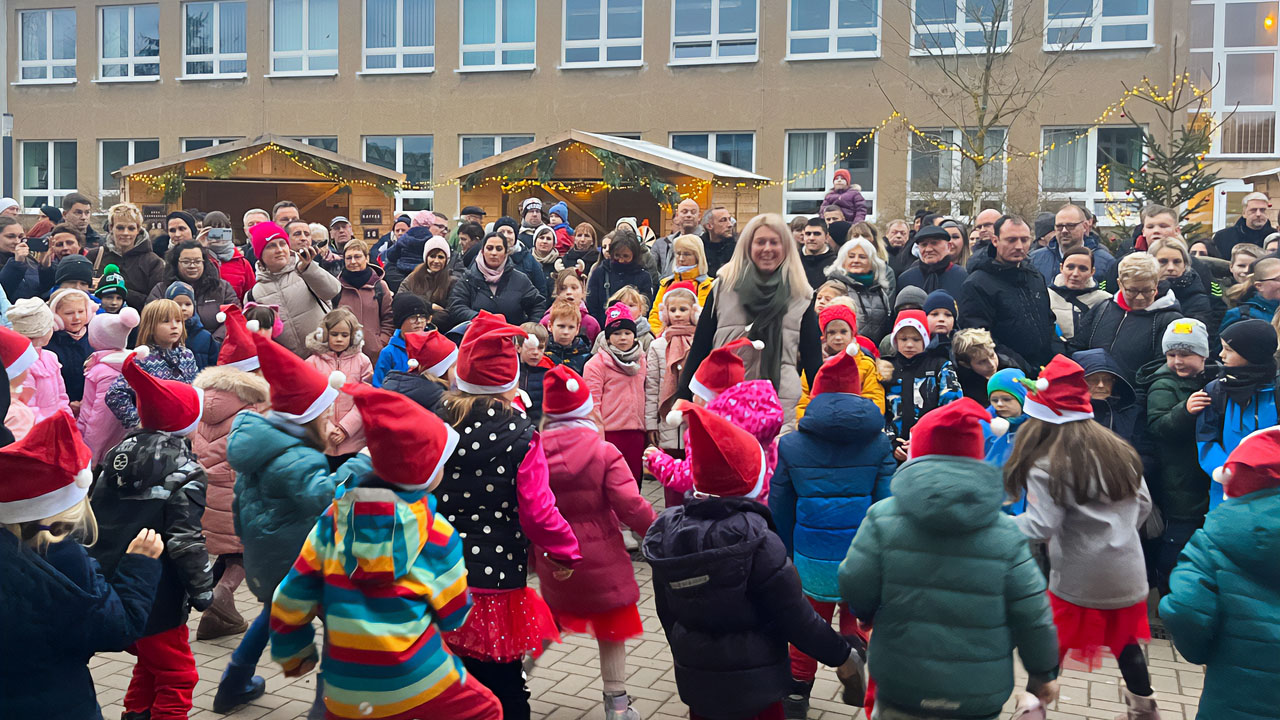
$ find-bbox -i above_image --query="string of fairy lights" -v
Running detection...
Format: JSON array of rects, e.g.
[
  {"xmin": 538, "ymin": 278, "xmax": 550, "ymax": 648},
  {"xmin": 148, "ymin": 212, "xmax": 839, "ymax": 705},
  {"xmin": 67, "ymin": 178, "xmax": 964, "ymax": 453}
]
[{"xmin": 128, "ymin": 74, "xmax": 1211, "ymax": 205}]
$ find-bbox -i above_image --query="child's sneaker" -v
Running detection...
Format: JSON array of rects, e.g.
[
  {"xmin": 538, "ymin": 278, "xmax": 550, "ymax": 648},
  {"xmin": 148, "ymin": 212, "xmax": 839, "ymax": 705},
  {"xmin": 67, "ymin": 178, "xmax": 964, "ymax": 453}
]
[
  {"xmin": 782, "ymin": 680, "xmax": 812, "ymax": 719},
  {"xmin": 1011, "ymin": 692, "xmax": 1046, "ymax": 720},
  {"xmin": 604, "ymin": 691, "xmax": 642, "ymax": 720}
]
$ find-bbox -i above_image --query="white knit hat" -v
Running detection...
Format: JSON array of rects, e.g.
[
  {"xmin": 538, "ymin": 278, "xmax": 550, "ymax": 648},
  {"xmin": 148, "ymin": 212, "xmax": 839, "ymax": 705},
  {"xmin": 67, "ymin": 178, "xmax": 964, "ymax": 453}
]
[{"xmin": 6, "ymin": 297, "xmax": 55, "ymax": 340}]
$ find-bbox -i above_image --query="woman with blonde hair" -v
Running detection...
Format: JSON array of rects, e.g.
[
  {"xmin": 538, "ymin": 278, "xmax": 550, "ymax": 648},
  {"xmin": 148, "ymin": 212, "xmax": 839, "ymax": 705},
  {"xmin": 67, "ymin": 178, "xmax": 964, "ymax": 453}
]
[
  {"xmin": 1070, "ymin": 252, "xmax": 1184, "ymax": 382},
  {"xmin": 648, "ymin": 234, "xmax": 714, "ymax": 334},
  {"xmin": 1150, "ymin": 235, "xmax": 1213, "ymax": 329},
  {"xmin": 678, "ymin": 213, "xmax": 820, "ymax": 427},
  {"xmin": 86, "ymin": 203, "xmax": 164, "ymax": 310}
]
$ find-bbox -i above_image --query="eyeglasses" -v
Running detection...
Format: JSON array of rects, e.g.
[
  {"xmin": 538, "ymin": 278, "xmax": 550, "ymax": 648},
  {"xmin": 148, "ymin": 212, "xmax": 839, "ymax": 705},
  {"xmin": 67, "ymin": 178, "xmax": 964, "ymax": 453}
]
[
  {"xmin": 1124, "ymin": 286, "xmax": 1158, "ymax": 297},
  {"xmin": 1054, "ymin": 221, "xmax": 1084, "ymax": 232},
  {"xmin": 177, "ymin": 259, "xmax": 204, "ymax": 268}
]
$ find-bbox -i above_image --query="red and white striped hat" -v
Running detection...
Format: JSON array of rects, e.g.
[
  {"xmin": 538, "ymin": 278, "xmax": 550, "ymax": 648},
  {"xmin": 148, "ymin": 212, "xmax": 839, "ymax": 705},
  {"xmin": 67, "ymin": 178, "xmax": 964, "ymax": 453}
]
[
  {"xmin": 405, "ymin": 330, "xmax": 458, "ymax": 377},
  {"xmin": 1023, "ymin": 355, "xmax": 1094, "ymax": 424},
  {"xmin": 0, "ymin": 413, "xmax": 94, "ymax": 524},
  {"xmin": 216, "ymin": 305, "xmax": 260, "ymax": 372},
  {"xmin": 253, "ymin": 334, "xmax": 343, "ymax": 423},
  {"xmin": 455, "ymin": 311, "xmax": 527, "ymax": 395},
  {"xmin": 542, "ymin": 364, "xmax": 593, "ymax": 419},
  {"xmin": 0, "ymin": 325, "xmax": 37, "ymax": 381}
]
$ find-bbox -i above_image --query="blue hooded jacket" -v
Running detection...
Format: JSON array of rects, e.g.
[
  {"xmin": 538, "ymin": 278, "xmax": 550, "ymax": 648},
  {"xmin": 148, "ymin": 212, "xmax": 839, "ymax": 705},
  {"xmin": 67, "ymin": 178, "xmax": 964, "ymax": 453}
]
[
  {"xmin": 770, "ymin": 392, "xmax": 895, "ymax": 602},
  {"xmin": 372, "ymin": 329, "xmax": 409, "ymax": 387},
  {"xmin": 1197, "ymin": 372, "xmax": 1277, "ymax": 509}
]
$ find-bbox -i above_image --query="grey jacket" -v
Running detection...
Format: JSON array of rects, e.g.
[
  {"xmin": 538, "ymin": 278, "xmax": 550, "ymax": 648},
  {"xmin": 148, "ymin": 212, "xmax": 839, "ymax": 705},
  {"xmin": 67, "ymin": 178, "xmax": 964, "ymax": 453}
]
[{"xmin": 1015, "ymin": 463, "xmax": 1151, "ymax": 608}]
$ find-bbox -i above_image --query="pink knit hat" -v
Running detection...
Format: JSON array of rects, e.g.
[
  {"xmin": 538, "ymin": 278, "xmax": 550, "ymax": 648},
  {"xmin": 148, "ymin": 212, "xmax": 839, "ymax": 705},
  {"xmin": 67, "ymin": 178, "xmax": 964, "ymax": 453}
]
[{"xmin": 88, "ymin": 307, "xmax": 140, "ymax": 352}]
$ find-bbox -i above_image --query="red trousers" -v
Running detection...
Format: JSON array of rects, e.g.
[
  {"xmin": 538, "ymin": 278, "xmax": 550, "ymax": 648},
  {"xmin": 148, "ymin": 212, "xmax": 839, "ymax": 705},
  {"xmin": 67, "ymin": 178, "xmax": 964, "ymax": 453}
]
[
  {"xmin": 123, "ymin": 625, "xmax": 199, "ymax": 720},
  {"xmin": 789, "ymin": 596, "xmax": 864, "ymax": 683},
  {"xmin": 326, "ymin": 677, "xmax": 503, "ymax": 719},
  {"xmin": 691, "ymin": 702, "xmax": 783, "ymax": 720},
  {"xmin": 606, "ymin": 430, "xmax": 647, "ymax": 488}
]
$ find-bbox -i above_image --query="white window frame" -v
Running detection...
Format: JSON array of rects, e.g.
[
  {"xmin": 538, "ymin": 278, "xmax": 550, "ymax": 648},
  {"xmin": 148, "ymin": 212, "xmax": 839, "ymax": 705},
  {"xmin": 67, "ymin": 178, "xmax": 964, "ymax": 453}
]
[
  {"xmin": 1191, "ymin": 0, "xmax": 1280, "ymax": 158},
  {"xmin": 362, "ymin": 0, "xmax": 436, "ymax": 74},
  {"xmin": 458, "ymin": 134, "xmax": 536, "ymax": 166},
  {"xmin": 906, "ymin": 127, "xmax": 1009, "ymax": 220},
  {"xmin": 785, "ymin": 0, "xmax": 881, "ymax": 60},
  {"xmin": 294, "ymin": 136, "xmax": 339, "ymax": 152},
  {"xmin": 670, "ymin": 0, "xmax": 760, "ymax": 65},
  {"xmin": 182, "ymin": 137, "xmax": 240, "ymax": 152},
  {"xmin": 909, "ymin": 0, "xmax": 1010, "ymax": 56},
  {"xmin": 99, "ymin": 139, "xmax": 160, "ymax": 202},
  {"xmin": 1044, "ymin": 0, "xmax": 1154, "ymax": 51},
  {"xmin": 363, "ymin": 135, "xmax": 434, "ymax": 213},
  {"xmin": 180, "ymin": 1, "xmax": 249, "ymax": 79},
  {"xmin": 1037, "ymin": 125, "xmax": 1146, "ymax": 226},
  {"xmin": 19, "ymin": 140, "xmax": 78, "ymax": 210},
  {"xmin": 269, "ymin": 0, "xmax": 340, "ymax": 76},
  {"xmin": 669, "ymin": 132, "xmax": 757, "ymax": 173},
  {"xmin": 17, "ymin": 8, "xmax": 77, "ymax": 84},
  {"xmin": 98, "ymin": 4, "xmax": 161, "ymax": 81},
  {"xmin": 782, "ymin": 129, "xmax": 879, "ymax": 221},
  {"xmin": 562, "ymin": 0, "xmax": 644, "ymax": 68},
  {"xmin": 459, "ymin": 0, "xmax": 538, "ymax": 72}
]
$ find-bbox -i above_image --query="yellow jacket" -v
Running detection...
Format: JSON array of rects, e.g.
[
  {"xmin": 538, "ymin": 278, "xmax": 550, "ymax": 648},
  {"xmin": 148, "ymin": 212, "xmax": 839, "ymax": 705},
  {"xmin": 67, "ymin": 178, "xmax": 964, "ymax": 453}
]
[
  {"xmin": 796, "ymin": 347, "xmax": 885, "ymax": 419},
  {"xmin": 648, "ymin": 270, "xmax": 714, "ymax": 335}
]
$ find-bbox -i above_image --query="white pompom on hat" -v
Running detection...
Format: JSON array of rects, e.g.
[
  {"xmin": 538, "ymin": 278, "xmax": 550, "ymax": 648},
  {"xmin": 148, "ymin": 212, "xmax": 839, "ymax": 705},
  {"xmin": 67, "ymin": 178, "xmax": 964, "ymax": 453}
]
[
  {"xmin": 542, "ymin": 365, "xmax": 594, "ymax": 420},
  {"xmin": 252, "ymin": 333, "xmax": 340, "ymax": 424}
]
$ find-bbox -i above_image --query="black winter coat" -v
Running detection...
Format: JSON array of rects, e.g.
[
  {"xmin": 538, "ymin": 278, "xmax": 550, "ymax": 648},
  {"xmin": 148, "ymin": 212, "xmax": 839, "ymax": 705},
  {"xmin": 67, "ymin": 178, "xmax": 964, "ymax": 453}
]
[
  {"xmin": 519, "ymin": 359, "xmax": 552, "ymax": 424},
  {"xmin": 1159, "ymin": 268, "xmax": 1215, "ymax": 336},
  {"xmin": 1213, "ymin": 216, "xmax": 1275, "ymax": 257},
  {"xmin": 1070, "ymin": 292, "xmax": 1183, "ymax": 384},
  {"xmin": 896, "ymin": 259, "xmax": 967, "ymax": 301},
  {"xmin": 643, "ymin": 497, "xmax": 851, "ymax": 719},
  {"xmin": 800, "ymin": 250, "xmax": 836, "ymax": 291},
  {"xmin": 448, "ymin": 261, "xmax": 547, "ymax": 327},
  {"xmin": 90, "ymin": 430, "xmax": 214, "ymax": 635},
  {"xmin": 958, "ymin": 249, "xmax": 1061, "ymax": 371},
  {"xmin": 586, "ymin": 257, "xmax": 655, "ymax": 324},
  {"xmin": 380, "ymin": 370, "xmax": 447, "ymax": 417},
  {"xmin": 701, "ymin": 232, "xmax": 737, "ymax": 278}
]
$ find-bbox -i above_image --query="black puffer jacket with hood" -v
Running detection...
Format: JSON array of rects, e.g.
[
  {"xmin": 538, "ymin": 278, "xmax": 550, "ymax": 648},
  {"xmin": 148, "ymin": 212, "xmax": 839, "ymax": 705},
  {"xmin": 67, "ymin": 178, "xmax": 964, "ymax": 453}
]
[{"xmin": 1070, "ymin": 290, "xmax": 1183, "ymax": 384}]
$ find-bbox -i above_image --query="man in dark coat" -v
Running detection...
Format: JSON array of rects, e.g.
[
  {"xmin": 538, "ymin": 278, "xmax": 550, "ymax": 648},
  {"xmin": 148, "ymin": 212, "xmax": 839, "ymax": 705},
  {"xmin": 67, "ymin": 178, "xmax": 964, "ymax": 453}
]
[
  {"xmin": 700, "ymin": 206, "xmax": 737, "ymax": 277},
  {"xmin": 896, "ymin": 225, "xmax": 968, "ymax": 302},
  {"xmin": 958, "ymin": 215, "xmax": 1062, "ymax": 372},
  {"xmin": 1213, "ymin": 192, "xmax": 1275, "ymax": 257},
  {"xmin": 799, "ymin": 218, "xmax": 836, "ymax": 290}
]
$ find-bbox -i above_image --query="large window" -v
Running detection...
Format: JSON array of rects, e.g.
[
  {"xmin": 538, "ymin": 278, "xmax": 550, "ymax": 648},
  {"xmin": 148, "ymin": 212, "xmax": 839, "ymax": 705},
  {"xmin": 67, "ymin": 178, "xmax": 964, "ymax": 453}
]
[
  {"xmin": 1045, "ymin": 0, "xmax": 1153, "ymax": 50},
  {"xmin": 100, "ymin": 140, "xmax": 160, "ymax": 201},
  {"xmin": 787, "ymin": 0, "xmax": 879, "ymax": 58},
  {"xmin": 18, "ymin": 9, "xmax": 76, "ymax": 82},
  {"xmin": 1190, "ymin": 0, "xmax": 1280, "ymax": 156},
  {"xmin": 783, "ymin": 130, "xmax": 877, "ymax": 217},
  {"xmin": 907, "ymin": 128, "xmax": 1008, "ymax": 218},
  {"xmin": 364, "ymin": 136, "xmax": 434, "ymax": 211},
  {"xmin": 294, "ymin": 136, "xmax": 339, "ymax": 152},
  {"xmin": 911, "ymin": 0, "xmax": 1010, "ymax": 54},
  {"xmin": 461, "ymin": 0, "xmax": 537, "ymax": 70},
  {"xmin": 364, "ymin": 0, "xmax": 435, "ymax": 72},
  {"xmin": 21, "ymin": 141, "xmax": 77, "ymax": 209},
  {"xmin": 564, "ymin": 0, "xmax": 643, "ymax": 66},
  {"xmin": 272, "ymin": 0, "xmax": 339, "ymax": 74},
  {"xmin": 672, "ymin": 0, "xmax": 759, "ymax": 63},
  {"xmin": 183, "ymin": 1, "xmax": 247, "ymax": 77},
  {"xmin": 1039, "ymin": 126, "xmax": 1144, "ymax": 223},
  {"xmin": 100, "ymin": 4, "xmax": 160, "ymax": 78},
  {"xmin": 671, "ymin": 133, "xmax": 755, "ymax": 172},
  {"xmin": 460, "ymin": 135, "xmax": 535, "ymax": 166},
  {"xmin": 182, "ymin": 137, "xmax": 240, "ymax": 152}
]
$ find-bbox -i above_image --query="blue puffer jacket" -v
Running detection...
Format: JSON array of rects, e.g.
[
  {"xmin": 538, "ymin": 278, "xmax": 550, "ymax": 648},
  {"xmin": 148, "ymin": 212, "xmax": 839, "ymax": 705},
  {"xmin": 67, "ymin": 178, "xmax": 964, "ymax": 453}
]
[
  {"xmin": 372, "ymin": 329, "xmax": 408, "ymax": 387},
  {"xmin": 229, "ymin": 411, "xmax": 372, "ymax": 602},
  {"xmin": 1159, "ymin": 487, "xmax": 1280, "ymax": 720},
  {"xmin": 1197, "ymin": 375, "xmax": 1277, "ymax": 509},
  {"xmin": 1219, "ymin": 292, "xmax": 1280, "ymax": 333},
  {"xmin": 770, "ymin": 392, "xmax": 894, "ymax": 602}
]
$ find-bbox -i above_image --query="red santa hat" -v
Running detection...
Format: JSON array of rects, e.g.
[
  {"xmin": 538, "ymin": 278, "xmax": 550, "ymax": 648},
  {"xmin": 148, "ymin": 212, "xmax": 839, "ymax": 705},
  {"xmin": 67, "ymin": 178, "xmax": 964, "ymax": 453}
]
[
  {"xmin": 542, "ymin": 364, "xmax": 593, "ymax": 420},
  {"xmin": 343, "ymin": 384, "xmax": 459, "ymax": 491},
  {"xmin": 1023, "ymin": 354, "xmax": 1094, "ymax": 424},
  {"xmin": 123, "ymin": 348, "xmax": 204, "ymax": 435},
  {"xmin": 1213, "ymin": 427, "xmax": 1280, "ymax": 499},
  {"xmin": 405, "ymin": 330, "xmax": 458, "ymax": 377},
  {"xmin": 691, "ymin": 337, "xmax": 762, "ymax": 402},
  {"xmin": 890, "ymin": 309, "xmax": 930, "ymax": 347},
  {"xmin": 0, "ymin": 325, "xmax": 38, "ymax": 381},
  {"xmin": 0, "ymin": 413, "xmax": 94, "ymax": 524},
  {"xmin": 253, "ymin": 334, "xmax": 343, "ymax": 423},
  {"xmin": 908, "ymin": 398, "xmax": 1006, "ymax": 461},
  {"xmin": 811, "ymin": 346, "xmax": 863, "ymax": 397},
  {"xmin": 455, "ymin": 311, "xmax": 527, "ymax": 395},
  {"xmin": 216, "ymin": 305, "xmax": 260, "ymax": 372},
  {"xmin": 667, "ymin": 400, "xmax": 765, "ymax": 499}
]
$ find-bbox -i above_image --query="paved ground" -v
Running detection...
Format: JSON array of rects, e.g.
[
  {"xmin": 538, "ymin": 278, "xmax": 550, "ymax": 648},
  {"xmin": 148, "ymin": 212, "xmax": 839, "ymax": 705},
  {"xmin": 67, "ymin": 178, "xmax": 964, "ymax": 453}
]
[{"xmin": 93, "ymin": 480, "xmax": 1205, "ymax": 720}]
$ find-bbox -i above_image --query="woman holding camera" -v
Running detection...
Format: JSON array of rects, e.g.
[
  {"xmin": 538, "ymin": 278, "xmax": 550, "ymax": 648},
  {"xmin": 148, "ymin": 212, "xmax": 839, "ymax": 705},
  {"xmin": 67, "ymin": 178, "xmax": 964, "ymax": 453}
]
[{"xmin": 200, "ymin": 211, "xmax": 257, "ymax": 301}]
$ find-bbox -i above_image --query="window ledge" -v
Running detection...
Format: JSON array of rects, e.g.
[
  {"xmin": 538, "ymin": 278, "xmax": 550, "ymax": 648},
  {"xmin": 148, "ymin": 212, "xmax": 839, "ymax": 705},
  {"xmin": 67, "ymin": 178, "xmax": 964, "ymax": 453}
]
[
  {"xmin": 558, "ymin": 60, "xmax": 645, "ymax": 70},
  {"xmin": 11, "ymin": 78, "xmax": 78, "ymax": 86},
  {"xmin": 265, "ymin": 70, "xmax": 340, "ymax": 78},
  {"xmin": 784, "ymin": 52, "xmax": 880, "ymax": 62},
  {"xmin": 176, "ymin": 73, "xmax": 248, "ymax": 82},
  {"xmin": 357, "ymin": 68, "xmax": 435, "ymax": 76},
  {"xmin": 1043, "ymin": 41, "xmax": 1156, "ymax": 52},
  {"xmin": 908, "ymin": 47, "xmax": 1009, "ymax": 57},
  {"xmin": 454, "ymin": 64, "xmax": 536, "ymax": 74},
  {"xmin": 667, "ymin": 57, "xmax": 759, "ymax": 67},
  {"xmin": 92, "ymin": 76, "xmax": 161, "ymax": 84}
]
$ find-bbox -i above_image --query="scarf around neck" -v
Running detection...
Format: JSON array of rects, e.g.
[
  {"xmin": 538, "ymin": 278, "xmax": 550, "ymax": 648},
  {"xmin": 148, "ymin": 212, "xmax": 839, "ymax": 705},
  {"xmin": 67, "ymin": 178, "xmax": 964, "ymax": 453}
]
[
  {"xmin": 1217, "ymin": 362, "xmax": 1277, "ymax": 407},
  {"xmin": 660, "ymin": 323, "xmax": 696, "ymax": 411},
  {"xmin": 341, "ymin": 267, "xmax": 373, "ymax": 289},
  {"xmin": 208, "ymin": 238, "xmax": 235, "ymax": 262},
  {"xmin": 604, "ymin": 339, "xmax": 644, "ymax": 375},
  {"xmin": 476, "ymin": 253, "xmax": 505, "ymax": 288},
  {"xmin": 735, "ymin": 264, "xmax": 789, "ymax": 386},
  {"xmin": 532, "ymin": 244, "xmax": 559, "ymax": 265}
]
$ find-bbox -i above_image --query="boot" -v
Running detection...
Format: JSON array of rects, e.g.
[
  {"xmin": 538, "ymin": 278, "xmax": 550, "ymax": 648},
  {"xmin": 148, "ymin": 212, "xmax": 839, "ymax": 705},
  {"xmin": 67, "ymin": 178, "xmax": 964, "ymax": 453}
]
[
  {"xmin": 1010, "ymin": 693, "xmax": 1046, "ymax": 720},
  {"xmin": 307, "ymin": 676, "xmax": 326, "ymax": 720},
  {"xmin": 212, "ymin": 659, "xmax": 266, "ymax": 714},
  {"xmin": 604, "ymin": 691, "xmax": 642, "ymax": 720},
  {"xmin": 1117, "ymin": 689, "xmax": 1161, "ymax": 720},
  {"xmin": 121, "ymin": 712, "xmax": 150, "ymax": 720},
  {"xmin": 782, "ymin": 680, "xmax": 812, "ymax": 719},
  {"xmin": 197, "ymin": 585, "xmax": 248, "ymax": 640}
]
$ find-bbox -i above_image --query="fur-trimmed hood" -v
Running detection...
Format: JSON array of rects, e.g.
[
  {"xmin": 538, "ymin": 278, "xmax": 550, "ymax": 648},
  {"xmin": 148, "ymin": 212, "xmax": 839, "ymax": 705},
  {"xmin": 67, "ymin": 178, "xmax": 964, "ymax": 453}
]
[{"xmin": 194, "ymin": 364, "xmax": 270, "ymax": 401}]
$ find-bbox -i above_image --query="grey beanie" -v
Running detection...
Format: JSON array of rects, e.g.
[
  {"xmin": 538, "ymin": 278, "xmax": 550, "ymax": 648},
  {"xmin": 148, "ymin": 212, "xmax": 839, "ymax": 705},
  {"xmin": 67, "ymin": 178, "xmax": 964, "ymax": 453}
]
[
  {"xmin": 1162, "ymin": 318, "xmax": 1209, "ymax": 358},
  {"xmin": 894, "ymin": 285, "xmax": 929, "ymax": 311}
]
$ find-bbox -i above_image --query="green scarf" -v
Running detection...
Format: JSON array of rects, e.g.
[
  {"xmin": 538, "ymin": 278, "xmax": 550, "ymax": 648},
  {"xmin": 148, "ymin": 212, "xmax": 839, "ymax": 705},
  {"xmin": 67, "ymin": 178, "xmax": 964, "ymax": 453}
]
[{"xmin": 734, "ymin": 263, "xmax": 789, "ymax": 387}]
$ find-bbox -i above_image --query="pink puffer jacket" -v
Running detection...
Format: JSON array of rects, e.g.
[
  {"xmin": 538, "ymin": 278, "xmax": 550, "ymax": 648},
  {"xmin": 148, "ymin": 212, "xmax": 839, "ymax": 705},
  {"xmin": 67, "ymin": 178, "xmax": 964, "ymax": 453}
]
[
  {"xmin": 583, "ymin": 349, "xmax": 647, "ymax": 433},
  {"xmin": 304, "ymin": 334, "xmax": 373, "ymax": 457},
  {"xmin": 78, "ymin": 350, "xmax": 129, "ymax": 465},
  {"xmin": 24, "ymin": 348, "xmax": 69, "ymax": 422},
  {"xmin": 191, "ymin": 366, "xmax": 270, "ymax": 556},
  {"xmin": 645, "ymin": 379, "xmax": 783, "ymax": 502}
]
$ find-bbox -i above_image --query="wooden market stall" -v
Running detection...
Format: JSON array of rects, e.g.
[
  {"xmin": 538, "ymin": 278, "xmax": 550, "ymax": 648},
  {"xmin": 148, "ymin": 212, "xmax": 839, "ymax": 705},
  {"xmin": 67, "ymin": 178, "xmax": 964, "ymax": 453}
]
[
  {"xmin": 115, "ymin": 135, "xmax": 406, "ymax": 241},
  {"xmin": 449, "ymin": 130, "xmax": 770, "ymax": 236}
]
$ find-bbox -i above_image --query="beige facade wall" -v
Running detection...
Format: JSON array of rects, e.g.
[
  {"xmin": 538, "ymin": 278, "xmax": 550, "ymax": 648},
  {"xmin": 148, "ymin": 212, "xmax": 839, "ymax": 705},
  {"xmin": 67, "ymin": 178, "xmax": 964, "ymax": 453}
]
[{"xmin": 5, "ymin": 0, "xmax": 1242, "ymax": 227}]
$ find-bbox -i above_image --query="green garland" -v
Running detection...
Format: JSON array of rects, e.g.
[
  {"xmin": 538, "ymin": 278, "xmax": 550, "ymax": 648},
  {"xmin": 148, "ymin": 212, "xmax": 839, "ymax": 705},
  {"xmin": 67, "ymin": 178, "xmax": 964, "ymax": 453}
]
[{"xmin": 460, "ymin": 144, "xmax": 682, "ymax": 205}]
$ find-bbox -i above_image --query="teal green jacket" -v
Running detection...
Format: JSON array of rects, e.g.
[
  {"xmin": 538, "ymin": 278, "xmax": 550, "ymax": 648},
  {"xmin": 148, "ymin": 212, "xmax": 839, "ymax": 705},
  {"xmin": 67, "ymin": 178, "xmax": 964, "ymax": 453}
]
[
  {"xmin": 229, "ymin": 411, "xmax": 372, "ymax": 602},
  {"xmin": 1159, "ymin": 488, "xmax": 1280, "ymax": 720},
  {"xmin": 838, "ymin": 455, "xmax": 1058, "ymax": 719}
]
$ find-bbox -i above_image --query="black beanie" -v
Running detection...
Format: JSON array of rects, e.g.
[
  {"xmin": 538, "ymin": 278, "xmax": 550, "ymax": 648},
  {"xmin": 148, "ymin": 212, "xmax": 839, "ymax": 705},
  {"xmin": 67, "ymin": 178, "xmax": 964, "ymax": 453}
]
[
  {"xmin": 53, "ymin": 254, "xmax": 94, "ymax": 287},
  {"xmin": 923, "ymin": 289, "xmax": 957, "ymax": 317},
  {"xmin": 827, "ymin": 220, "xmax": 851, "ymax": 245},
  {"xmin": 391, "ymin": 292, "xmax": 430, "ymax": 330},
  {"xmin": 1221, "ymin": 319, "xmax": 1278, "ymax": 366},
  {"xmin": 166, "ymin": 210, "xmax": 197, "ymax": 235}
]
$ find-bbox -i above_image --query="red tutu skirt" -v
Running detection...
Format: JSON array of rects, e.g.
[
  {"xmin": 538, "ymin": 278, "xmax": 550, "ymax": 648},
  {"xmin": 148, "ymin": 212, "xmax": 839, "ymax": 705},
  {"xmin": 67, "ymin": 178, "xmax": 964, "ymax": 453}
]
[
  {"xmin": 553, "ymin": 603, "xmax": 644, "ymax": 643},
  {"xmin": 1048, "ymin": 591, "xmax": 1150, "ymax": 671},
  {"xmin": 443, "ymin": 587, "xmax": 561, "ymax": 664}
]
